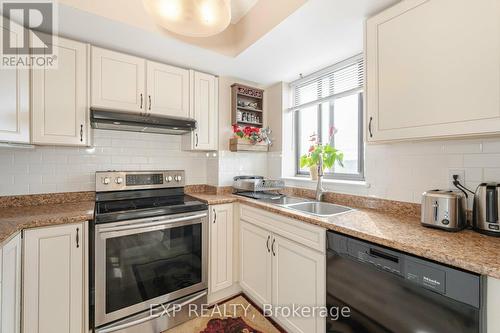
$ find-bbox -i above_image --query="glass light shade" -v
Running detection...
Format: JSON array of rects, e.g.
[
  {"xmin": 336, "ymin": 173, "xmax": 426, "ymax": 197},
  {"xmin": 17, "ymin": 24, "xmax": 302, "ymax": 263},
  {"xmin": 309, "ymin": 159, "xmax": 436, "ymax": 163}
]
[{"xmin": 143, "ymin": 0, "xmax": 231, "ymax": 37}]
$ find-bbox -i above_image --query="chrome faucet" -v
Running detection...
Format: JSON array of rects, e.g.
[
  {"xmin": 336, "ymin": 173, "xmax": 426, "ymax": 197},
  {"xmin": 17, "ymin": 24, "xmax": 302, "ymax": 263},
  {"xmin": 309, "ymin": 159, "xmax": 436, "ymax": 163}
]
[{"xmin": 315, "ymin": 154, "xmax": 325, "ymax": 201}]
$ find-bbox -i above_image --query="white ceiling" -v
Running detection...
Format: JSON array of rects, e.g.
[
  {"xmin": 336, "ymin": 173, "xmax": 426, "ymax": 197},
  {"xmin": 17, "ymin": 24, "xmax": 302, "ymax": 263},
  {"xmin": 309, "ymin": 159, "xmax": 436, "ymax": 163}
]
[
  {"xmin": 56, "ymin": 0, "xmax": 398, "ymax": 86},
  {"xmin": 230, "ymin": 0, "xmax": 259, "ymax": 24}
]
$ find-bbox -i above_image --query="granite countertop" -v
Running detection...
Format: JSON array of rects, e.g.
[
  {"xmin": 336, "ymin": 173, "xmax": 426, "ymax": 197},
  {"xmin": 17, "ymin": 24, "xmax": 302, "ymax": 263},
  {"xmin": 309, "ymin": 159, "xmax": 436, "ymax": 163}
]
[
  {"xmin": 1, "ymin": 191, "xmax": 499, "ymax": 279},
  {"xmin": 0, "ymin": 201, "xmax": 95, "ymax": 244},
  {"xmin": 190, "ymin": 193, "xmax": 500, "ymax": 279}
]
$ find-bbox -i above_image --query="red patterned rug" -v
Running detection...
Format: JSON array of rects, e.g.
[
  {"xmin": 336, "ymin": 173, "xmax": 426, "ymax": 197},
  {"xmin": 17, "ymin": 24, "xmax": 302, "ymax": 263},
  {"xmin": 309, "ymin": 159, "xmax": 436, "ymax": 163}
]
[{"xmin": 199, "ymin": 317, "xmax": 263, "ymax": 333}]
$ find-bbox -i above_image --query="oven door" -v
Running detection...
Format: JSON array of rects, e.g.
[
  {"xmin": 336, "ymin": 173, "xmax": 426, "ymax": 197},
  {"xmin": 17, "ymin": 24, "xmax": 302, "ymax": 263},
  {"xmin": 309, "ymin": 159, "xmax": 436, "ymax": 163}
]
[{"xmin": 94, "ymin": 211, "xmax": 208, "ymax": 327}]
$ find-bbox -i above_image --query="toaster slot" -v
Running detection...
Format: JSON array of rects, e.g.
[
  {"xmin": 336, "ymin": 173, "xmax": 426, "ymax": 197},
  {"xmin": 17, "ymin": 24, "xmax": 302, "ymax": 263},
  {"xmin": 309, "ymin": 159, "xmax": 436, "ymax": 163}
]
[{"xmin": 486, "ymin": 185, "xmax": 498, "ymax": 222}]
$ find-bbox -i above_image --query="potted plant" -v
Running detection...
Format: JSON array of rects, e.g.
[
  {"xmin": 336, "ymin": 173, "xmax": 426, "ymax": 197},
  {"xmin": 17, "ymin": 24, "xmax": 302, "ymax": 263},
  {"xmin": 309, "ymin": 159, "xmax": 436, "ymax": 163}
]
[{"xmin": 299, "ymin": 128, "xmax": 344, "ymax": 180}]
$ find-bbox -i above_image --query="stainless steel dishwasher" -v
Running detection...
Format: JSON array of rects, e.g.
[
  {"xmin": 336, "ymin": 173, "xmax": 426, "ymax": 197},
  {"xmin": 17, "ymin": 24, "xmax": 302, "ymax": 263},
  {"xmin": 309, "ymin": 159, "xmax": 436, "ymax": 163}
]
[{"xmin": 326, "ymin": 231, "xmax": 485, "ymax": 333}]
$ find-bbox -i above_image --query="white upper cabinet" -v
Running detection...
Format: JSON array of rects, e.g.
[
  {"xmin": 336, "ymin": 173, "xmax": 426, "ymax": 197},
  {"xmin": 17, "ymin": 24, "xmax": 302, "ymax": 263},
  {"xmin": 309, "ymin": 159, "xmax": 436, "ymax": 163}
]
[
  {"xmin": 209, "ymin": 204, "xmax": 233, "ymax": 294},
  {"xmin": 23, "ymin": 223, "xmax": 85, "ymax": 333},
  {"xmin": 0, "ymin": 24, "xmax": 29, "ymax": 144},
  {"xmin": 91, "ymin": 47, "xmax": 146, "ymax": 112},
  {"xmin": 32, "ymin": 35, "xmax": 89, "ymax": 146},
  {"xmin": 184, "ymin": 70, "xmax": 218, "ymax": 151},
  {"xmin": 146, "ymin": 61, "xmax": 189, "ymax": 118},
  {"xmin": 366, "ymin": 0, "xmax": 500, "ymax": 142}
]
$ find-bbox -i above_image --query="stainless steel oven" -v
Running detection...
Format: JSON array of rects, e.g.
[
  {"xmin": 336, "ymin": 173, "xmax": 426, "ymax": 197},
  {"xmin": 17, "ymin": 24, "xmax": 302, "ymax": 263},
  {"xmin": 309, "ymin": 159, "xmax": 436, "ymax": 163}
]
[
  {"xmin": 95, "ymin": 211, "xmax": 208, "ymax": 327},
  {"xmin": 92, "ymin": 170, "xmax": 209, "ymax": 333}
]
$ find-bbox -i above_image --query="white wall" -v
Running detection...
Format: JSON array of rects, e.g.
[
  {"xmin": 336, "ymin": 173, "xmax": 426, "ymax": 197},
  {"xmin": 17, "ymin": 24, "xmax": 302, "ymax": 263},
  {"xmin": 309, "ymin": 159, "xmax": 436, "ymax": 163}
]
[
  {"xmin": 271, "ymin": 80, "xmax": 500, "ymax": 205},
  {"xmin": 0, "ymin": 130, "xmax": 209, "ymax": 196},
  {"xmin": 281, "ymin": 137, "xmax": 500, "ymax": 205}
]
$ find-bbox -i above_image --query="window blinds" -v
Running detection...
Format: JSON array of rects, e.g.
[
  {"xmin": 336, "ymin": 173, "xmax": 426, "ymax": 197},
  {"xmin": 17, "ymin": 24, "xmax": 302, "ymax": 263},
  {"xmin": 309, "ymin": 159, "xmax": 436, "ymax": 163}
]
[{"xmin": 290, "ymin": 54, "xmax": 364, "ymax": 112}]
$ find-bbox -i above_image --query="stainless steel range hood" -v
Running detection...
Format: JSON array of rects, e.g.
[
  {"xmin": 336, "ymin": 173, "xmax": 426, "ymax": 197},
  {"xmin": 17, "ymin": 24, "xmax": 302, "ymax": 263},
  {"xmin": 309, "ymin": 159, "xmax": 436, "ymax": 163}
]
[{"xmin": 90, "ymin": 108, "xmax": 196, "ymax": 135}]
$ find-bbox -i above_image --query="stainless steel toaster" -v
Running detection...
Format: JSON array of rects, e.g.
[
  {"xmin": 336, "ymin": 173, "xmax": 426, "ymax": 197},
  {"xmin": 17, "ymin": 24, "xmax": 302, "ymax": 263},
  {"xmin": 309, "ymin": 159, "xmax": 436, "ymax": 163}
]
[
  {"xmin": 473, "ymin": 183, "xmax": 500, "ymax": 236},
  {"xmin": 421, "ymin": 190, "xmax": 467, "ymax": 231}
]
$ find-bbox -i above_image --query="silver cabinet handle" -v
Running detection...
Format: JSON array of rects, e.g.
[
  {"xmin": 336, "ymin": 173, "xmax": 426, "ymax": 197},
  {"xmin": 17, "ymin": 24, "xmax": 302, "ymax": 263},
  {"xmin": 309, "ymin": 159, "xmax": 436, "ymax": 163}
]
[
  {"xmin": 195, "ymin": 133, "xmax": 199, "ymax": 147},
  {"xmin": 213, "ymin": 208, "xmax": 216, "ymax": 223},
  {"xmin": 148, "ymin": 95, "xmax": 152, "ymax": 111},
  {"xmin": 80, "ymin": 124, "xmax": 83, "ymax": 142},
  {"xmin": 76, "ymin": 227, "xmax": 80, "ymax": 248},
  {"xmin": 271, "ymin": 237, "xmax": 276, "ymax": 256},
  {"xmin": 140, "ymin": 93, "xmax": 143, "ymax": 109},
  {"xmin": 368, "ymin": 116, "xmax": 373, "ymax": 138},
  {"xmin": 266, "ymin": 235, "xmax": 270, "ymax": 253}
]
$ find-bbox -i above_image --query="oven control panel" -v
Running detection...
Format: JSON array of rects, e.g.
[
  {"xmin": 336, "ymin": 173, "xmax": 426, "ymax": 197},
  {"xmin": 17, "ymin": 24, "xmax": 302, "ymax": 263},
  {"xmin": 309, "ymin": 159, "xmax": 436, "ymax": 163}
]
[{"xmin": 96, "ymin": 170, "xmax": 185, "ymax": 192}]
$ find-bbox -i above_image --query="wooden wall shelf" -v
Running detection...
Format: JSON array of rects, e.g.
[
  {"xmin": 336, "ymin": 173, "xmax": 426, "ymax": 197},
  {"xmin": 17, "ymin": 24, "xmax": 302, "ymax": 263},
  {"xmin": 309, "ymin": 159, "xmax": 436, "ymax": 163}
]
[
  {"xmin": 229, "ymin": 138, "xmax": 268, "ymax": 152},
  {"xmin": 231, "ymin": 83, "xmax": 264, "ymax": 129}
]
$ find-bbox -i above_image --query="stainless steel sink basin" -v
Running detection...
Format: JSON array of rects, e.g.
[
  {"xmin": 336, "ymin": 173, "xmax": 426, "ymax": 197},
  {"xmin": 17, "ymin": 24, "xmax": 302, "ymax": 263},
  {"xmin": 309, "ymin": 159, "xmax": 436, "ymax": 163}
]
[
  {"xmin": 286, "ymin": 201, "xmax": 353, "ymax": 217},
  {"xmin": 260, "ymin": 196, "xmax": 312, "ymax": 206}
]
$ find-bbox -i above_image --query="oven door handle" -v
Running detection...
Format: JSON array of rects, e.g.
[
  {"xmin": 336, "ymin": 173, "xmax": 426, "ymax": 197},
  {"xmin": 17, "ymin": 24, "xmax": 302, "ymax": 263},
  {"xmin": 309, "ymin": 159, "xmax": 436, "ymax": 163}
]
[
  {"xmin": 96, "ymin": 290, "xmax": 208, "ymax": 333},
  {"xmin": 97, "ymin": 212, "xmax": 207, "ymax": 234}
]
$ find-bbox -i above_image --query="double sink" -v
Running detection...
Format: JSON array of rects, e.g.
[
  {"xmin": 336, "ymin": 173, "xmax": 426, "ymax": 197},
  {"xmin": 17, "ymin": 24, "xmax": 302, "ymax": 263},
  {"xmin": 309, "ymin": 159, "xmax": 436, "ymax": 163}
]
[{"xmin": 258, "ymin": 196, "xmax": 354, "ymax": 217}]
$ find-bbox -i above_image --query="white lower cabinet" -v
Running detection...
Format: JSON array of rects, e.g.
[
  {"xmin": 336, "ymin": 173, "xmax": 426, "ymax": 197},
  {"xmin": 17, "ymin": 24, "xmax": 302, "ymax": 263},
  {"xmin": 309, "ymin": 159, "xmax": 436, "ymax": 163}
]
[
  {"xmin": 1, "ymin": 233, "xmax": 22, "ymax": 333},
  {"xmin": 23, "ymin": 223, "xmax": 86, "ymax": 333},
  {"xmin": 240, "ymin": 220, "xmax": 273, "ymax": 307},
  {"xmin": 209, "ymin": 204, "xmax": 234, "ymax": 294},
  {"xmin": 488, "ymin": 277, "xmax": 500, "ymax": 332},
  {"xmin": 272, "ymin": 234, "xmax": 325, "ymax": 333},
  {"xmin": 240, "ymin": 206, "xmax": 326, "ymax": 333}
]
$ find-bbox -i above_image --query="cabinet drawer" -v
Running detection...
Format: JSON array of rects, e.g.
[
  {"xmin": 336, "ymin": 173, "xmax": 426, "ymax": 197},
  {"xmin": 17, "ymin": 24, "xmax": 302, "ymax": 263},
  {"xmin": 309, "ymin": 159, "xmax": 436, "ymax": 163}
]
[{"xmin": 240, "ymin": 205, "xmax": 325, "ymax": 253}]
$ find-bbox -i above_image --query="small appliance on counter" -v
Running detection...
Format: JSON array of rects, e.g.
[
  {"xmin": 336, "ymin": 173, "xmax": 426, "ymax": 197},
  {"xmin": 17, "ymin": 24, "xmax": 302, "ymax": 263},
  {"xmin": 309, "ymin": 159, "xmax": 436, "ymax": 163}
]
[
  {"xmin": 421, "ymin": 190, "xmax": 467, "ymax": 231},
  {"xmin": 232, "ymin": 175, "xmax": 285, "ymax": 200},
  {"xmin": 473, "ymin": 183, "xmax": 500, "ymax": 236}
]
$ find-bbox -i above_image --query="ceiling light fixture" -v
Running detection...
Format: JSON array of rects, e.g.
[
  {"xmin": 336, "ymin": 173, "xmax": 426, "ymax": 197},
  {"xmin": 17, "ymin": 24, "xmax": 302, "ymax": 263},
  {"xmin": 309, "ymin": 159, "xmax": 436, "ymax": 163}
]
[{"xmin": 143, "ymin": 0, "xmax": 231, "ymax": 37}]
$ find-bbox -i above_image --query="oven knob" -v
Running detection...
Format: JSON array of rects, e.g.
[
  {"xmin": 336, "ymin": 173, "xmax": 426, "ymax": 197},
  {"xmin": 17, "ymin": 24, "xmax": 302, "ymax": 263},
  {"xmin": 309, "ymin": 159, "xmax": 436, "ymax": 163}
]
[
  {"xmin": 115, "ymin": 177, "xmax": 123, "ymax": 184},
  {"xmin": 103, "ymin": 177, "xmax": 111, "ymax": 185},
  {"xmin": 166, "ymin": 176, "xmax": 173, "ymax": 182},
  {"xmin": 175, "ymin": 175, "xmax": 183, "ymax": 182}
]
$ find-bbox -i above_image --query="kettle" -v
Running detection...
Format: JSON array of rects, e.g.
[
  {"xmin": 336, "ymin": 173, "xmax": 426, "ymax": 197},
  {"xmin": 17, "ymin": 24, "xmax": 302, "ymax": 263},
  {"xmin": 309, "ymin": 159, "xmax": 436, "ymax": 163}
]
[{"xmin": 473, "ymin": 183, "xmax": 500, "ymax": 236}]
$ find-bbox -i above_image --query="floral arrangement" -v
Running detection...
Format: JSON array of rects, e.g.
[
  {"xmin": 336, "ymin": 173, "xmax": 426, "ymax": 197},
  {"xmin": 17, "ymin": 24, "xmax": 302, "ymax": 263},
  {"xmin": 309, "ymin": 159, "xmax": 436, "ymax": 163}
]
[
  {"xmin": 300, "ymin": 126, "xmax": 344, "ymax": 173},
  {"xmin": 232, "ymin": 124, "xmax": 264, "ymax": 144}
]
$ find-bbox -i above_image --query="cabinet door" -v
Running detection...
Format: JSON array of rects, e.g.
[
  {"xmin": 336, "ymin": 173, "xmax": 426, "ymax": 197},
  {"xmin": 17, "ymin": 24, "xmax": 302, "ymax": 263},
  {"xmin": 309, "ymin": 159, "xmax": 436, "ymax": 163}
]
[
  {"xmin": 32, "ymin": 35, "xmax": 89, "ymax": 146},
  {"xmin": 366, "ymin": 0, "xmax": 500, "ymax": 142},
  {"xmin": 23, "ymin": 223, "xmax": 84, "ymax": 333},
  {"xmin": 146, "ymin": 61, "xmax": 189, "ymax": 117},
  {"xmin": 272, "ymin": 234, "xmax": 325, "ymax": 333},
  {"xmin": 190, "ymin": 70, "xmax": 218, "ymax": 150},
  {"xmin": 1, "ymin": 233, "xmax": 22, "ymax": 333},
  {"xmin": 239, "ymin": 220, "xmax": 272, "ymax": 307},
  {"xmin": 0, "ymin": 25, "xmax": 29, "ymax": 143},
  {"xmin": 488, "ymin": 277, "xmax": 500, "ymax": 332},
  {"xmin": 209, "ymin": 204, "xmax": 233, "ymax": 294},
  {"xmin": 91, "ymin": 47, "xmax": 145, "ymax": 112}
]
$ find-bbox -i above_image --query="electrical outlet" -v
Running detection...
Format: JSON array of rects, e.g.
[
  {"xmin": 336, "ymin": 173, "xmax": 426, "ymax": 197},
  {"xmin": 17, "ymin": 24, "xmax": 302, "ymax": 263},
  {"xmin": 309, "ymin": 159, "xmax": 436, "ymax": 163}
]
[{"xmin": 448, "ymin": 169, "xmax": 465, "ymax": 189}]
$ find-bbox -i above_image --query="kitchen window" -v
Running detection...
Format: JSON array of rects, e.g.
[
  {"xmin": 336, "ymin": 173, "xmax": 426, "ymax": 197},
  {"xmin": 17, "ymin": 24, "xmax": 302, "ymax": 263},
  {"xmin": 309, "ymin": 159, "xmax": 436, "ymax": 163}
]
[{"xmin": 291, "ymin": 54, "xmax": 364, "ymax": 180}]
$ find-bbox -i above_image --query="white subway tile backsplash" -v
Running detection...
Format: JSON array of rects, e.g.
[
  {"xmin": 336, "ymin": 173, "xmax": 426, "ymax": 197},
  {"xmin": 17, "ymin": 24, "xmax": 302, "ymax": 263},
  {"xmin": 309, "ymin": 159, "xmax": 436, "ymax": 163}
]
[
  {"xmin": 464, "ymin": 154, "xmax": 500, "ymax": 167},
  {"xmin": 0, "ymin": 130, "xmax": 211, "ymax": 196},
  {"xmin": 483, "ymin": 168, "xmax": 500, "ymax": 182}
]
